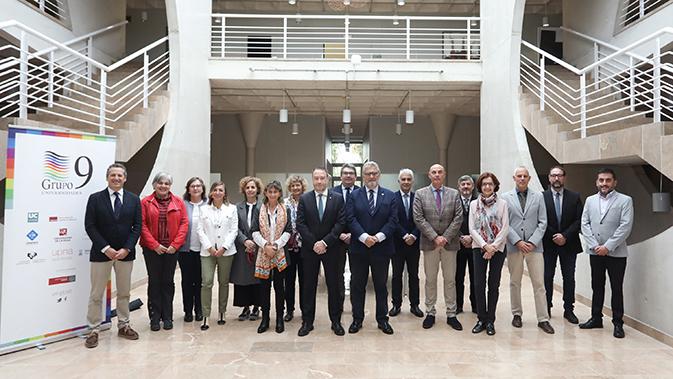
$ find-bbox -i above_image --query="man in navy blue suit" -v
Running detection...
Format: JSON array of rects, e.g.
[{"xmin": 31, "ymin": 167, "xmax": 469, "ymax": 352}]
[
  {"xmin": 332, "ymin": 164, "xmax": 359, "ymax": 301},
  {"xmin": 83, "ymin": 163, "xmax": 142, "ymax": 348},
  {"xmin": 346, "ymin": 161, "xmax": 399, "ymax": 335},
  {"xmin": 389, "ymin": 169, "xmax": 423, "ymax": 318}
]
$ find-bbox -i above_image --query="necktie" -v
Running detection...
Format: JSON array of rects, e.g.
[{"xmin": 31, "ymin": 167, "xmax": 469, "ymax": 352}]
[
  {"xmin": 518, "ymin": 191, "xmax": 526, "ymax": 212},
  {"xmin": 368, "ymin": 189, "xmax": 375, "ymax": 215},
  {"xmin": 113, "ymin": 192, "xmax": 121, "ymax": 219},
  {"xmin": 345, "ymin": 187, "xmax": 351, "ymax": 203},
  {"xmin": 435, "ymin": 189, "xmax": 442, "ymax": 211},
  {"xmin": 554, "ymin": 192, "xmax": 562, "ymax": 226},
  {"xmin": 318, "ymin": 194, "xmax": 324, "ymax": 221},
  {"xmin": 463, "ymin": 198, "xmax": 469, "ymax": 212},
  {"xmin": 403, "ymin": 193, "xmax": 410, "ymax": 218}
]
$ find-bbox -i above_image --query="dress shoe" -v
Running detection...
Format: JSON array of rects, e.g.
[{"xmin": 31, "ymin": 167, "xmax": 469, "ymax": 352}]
[
  {"xmin": 284, "ymin": 310, "xmax": 294, "ymax": 322},
  {"xmin": 257, "ymin": 316, "xmax": 270, "ymax": 333},
  {"xmin": 377, "ymin": 321, "xmax": 394, "ymax": 335},
  {"xmin": 249, "ymin": 307, "xmax": 260, "ymax": 321},
  {"xmin": 348, "ymin": 320, "xmax": 362, "ymax": 334},
  {"xmin": 538, "ymin": 321, "xmax": 555, "ymax": 334},
  {"xmin": 563, "ymin": 310, "xmax": 579, "ymax": 324},
  {"xmin": 298, "ymin": 322, "xmax": 314, "ymax": 337},
  {"xmin": 614, "ymin": 324, "xmax": 625, "ymax": 339},
  {"xmin": 195, "ymin": 310, "xmax": 204, "ymax": 322},
  {"xmin": 471, "ymin": 321, "xmax": 486, "ymax": 334},
  {"xmin": 200, "ymin": 319, "xmax": 209, "ymax": 331},
  {"xmin": 84, "ymin": 331, "xmax": 98, "ymax": 348},
  {"xmin": 275, "ymin": 317, "xmax": 285, "ymax": 333},
  {"xmin": 389, "ymin": 305, "xmax": 401, "ymax": 317},
  {"xmin": 117, "ymin": 326, "xmax": 139, "ymax": 340},
  {"xmin": 150, "ymin": 321, "xmax": 161, "ymax": 332},
  {"xmin": 447, "ymin": 317, "xmax": 463, "ymax": 331},
  {"xmin": 486, "ymin": 322, "xmax": 496, "ymax": 336},
  {"xmin": 422, "ymin": 315, "xmax": 436, "ymax": 329},
  {"xmin": 456, "ymin": 307, "xmax": 464, "ymax": 315},
  {"xmin": 184, "ymin": 313, "xmax": 193, "ymax": 322},
  {"xmin": 217, "ymin": 313, "xmax": 226, "ymax": 325},
  {"xmin": 163, "ymin": 320, "xmax": 173, "ymax": 330},
  {"xmin": 410, "ymin": 305, "xmax": 424, "ymax": 318},
  {"xmin": 579, "ymin": 318, "xmax": 604, "ymax": 329},
  {"xmin": 331, "ymin": 322, "xmax": 345, "ymax": 336},
  {"xmin": 511, "ymin": 315, "xmax": 522, "ymax": 328},
  {"xmin": 238, "ymin": 307, "xmax": 250, "ymax": 321}
]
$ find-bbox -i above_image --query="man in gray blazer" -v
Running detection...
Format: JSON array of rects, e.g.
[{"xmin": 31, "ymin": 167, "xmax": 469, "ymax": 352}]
[
  {"xmin": 412, "ymin": 164, "xmax": 463, "ymax": 331},
  {"xmin": 579, "ymin": 168, "xmax": 633, "ymax": 339},
  {"xmin": 503, "ymin": 166, "xmax": 554, "ymax": 334}
]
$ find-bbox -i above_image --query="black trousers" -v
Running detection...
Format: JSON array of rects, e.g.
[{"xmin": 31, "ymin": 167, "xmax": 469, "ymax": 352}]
[
  {"xmin": 302, "ymin": 250, "xmax": 343, "ymax": 324},
  {"xmin": 178, "ymin": 250, "xmax": 202, "ymax": 315},
  {"xmin": 284, "ymin": 249, "xmax": 304, "ymax": 314},
  {"xmin": 338, "ymin": 245, "xmax": 348, "ymax": 313},
  {"xmin": 590, "ymin": 255, "xmax": 627, "ymax": 325},
  {"xmin": 350, "ymin": 253, "xmax": 390, "ymax": 324},
  {"xmin": 391, "ymin": 248, "xmax": 420, "ymax": 307},
  {"xmin": 456, "ymin": 246, "xmax": 476, "ymax": 311},
  {"xmin": 543, "ymin": 249, "xmax": 577, "ymax": 311},
  {"xmin": 472, "ymin": 249, "xmax": 505, "ymax": 323},
  {"xmin": 143, "ymin": 248, "xmax": 178, "ymax": 322},
  {"xmin": 259, "ymin": 267, "xmax": 286, "ymax": 317}
]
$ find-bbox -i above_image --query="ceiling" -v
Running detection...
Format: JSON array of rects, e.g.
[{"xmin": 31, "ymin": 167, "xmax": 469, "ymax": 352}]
[
  {"xmin": 128, "ymin": 0, "xmax": 563, "ymax": 15},
  {"xmin": 210, "ymin": 79, "xmax": 480, "ymax": 139}
]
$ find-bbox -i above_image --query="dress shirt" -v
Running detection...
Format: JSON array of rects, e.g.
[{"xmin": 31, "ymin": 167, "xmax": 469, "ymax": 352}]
[
  {"xmin": 252, "ymin": 205, "xmax": 291, "ymax": 249},
  {"xmin": 246, "ymin": 202, "xmax": 256, "ymax": 228},
  {"xmin": 341, "ymin": 185, "xmax": 354, "ymax": 202},
  {"xmin": 598, "ymin": 190, "xmax": 616, "ymax": 217},
  {"xmin": 400, "ymin": 190, "xmax": 416, "ymax": 242},
  {"xmin": 313, "ymin": 190, "xmax": 330, "ymax": 247},
  {"xmin": 552, "ymin": 188, "xmax": 564, "ymax": 209},
  {"xmin": 358, "ymin": 186, "xmax": 387, "ymax": 244},
  {"xmin": 101, "ymin": 188, "xmax": 125, "ymax": 253}
]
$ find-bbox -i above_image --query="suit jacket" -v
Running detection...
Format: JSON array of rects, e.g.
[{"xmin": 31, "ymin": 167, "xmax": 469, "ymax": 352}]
[
  {"xmin": 296, "ymin": 190, "xmax": 345, "ymax": 259},
  {"xmin": 542, "ymin": 188, "xmax": 583, "ymax": 254},
  {"xmin": 346, "ymin": 186, "xmax": 399, "ymax": 256},
  {"xmin": 458, "ymin": 194, "xmax": 477, "ymax": 251},
  {"xmin": 503, "ymin": 188, "xmax": 548, "ymax": 253},
  {"xmin": 84, "ymin": 188, "xmax": 142, "ymax": 262},
  {"xmin": 394, "ymin": 190, "xmax": 420, "ymax": 254},
  {"xmin": 230, "ymin": 201, "xmax": 261, "ymax": 285},
  {"xmin": 412, "ymin": 185, "xmax": 463, "ymax": 251},
  {"xmin": 581, "ymin": 191, "xmax": 634, "ymax": 258}
]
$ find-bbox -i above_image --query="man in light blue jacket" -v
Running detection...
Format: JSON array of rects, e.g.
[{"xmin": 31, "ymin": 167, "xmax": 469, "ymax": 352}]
[
  {"xmin": 579, "ymin": 168, "xmax": 633, "ymax": 339},
  {"xmin": 503, "ymin": 166, "xmax": 554, "ymax": 334}
]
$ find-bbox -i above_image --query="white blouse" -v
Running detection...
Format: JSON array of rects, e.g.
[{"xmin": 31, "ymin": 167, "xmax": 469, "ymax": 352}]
[{"xmin": 196, "ymin": 203, "xmax": 238, "ymax": 257}]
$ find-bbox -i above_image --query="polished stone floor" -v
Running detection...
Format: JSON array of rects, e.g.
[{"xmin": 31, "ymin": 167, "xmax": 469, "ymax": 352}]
[{"xmin": 1, "ymin": 261, "xmax": 672, "ymax": 378}]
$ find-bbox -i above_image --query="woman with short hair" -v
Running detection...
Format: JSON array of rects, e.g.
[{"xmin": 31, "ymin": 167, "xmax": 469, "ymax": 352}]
[{"xmin": 282, "ymin": 175, "xmax": 307, "ymax": 322}]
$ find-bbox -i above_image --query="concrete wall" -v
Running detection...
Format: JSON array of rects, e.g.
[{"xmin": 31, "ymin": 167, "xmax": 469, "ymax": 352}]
[{"xmin": 125, "ymin": 8, "xmax": 168, "ymax": 59}]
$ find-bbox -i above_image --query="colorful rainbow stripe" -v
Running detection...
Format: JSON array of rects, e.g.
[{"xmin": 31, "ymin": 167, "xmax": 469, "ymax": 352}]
[
  {"xmin": 4, "ymin": 127, "xmax": 115, "ymax": 209},
  {"xmin": 43, "ymin": 151, "xmax": 69, "ymax": 181}
]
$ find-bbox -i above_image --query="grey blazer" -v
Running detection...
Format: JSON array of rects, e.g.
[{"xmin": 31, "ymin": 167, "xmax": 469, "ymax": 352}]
[
  {"xmin": 581, "ymin": 191, "xmax": 634, "ymax": 258},
  {"xmin": 503, "ymin": 189, "xmax": 547, "ymax": 253},
  {"xmin": 412, "ymin": 185, "xmax": 463, "ymax": 251}
]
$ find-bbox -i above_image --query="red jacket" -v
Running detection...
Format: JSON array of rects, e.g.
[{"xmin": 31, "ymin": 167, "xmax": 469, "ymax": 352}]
[{"xmin": 140, "ymin": 192, "xmax": 189, "ymax": 250}]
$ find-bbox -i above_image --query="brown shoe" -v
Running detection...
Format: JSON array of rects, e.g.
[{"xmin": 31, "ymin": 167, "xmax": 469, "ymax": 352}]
[
  {"xmin": 85, "ymin": 331, "xmax": 98, "ymax": 348},
  {"xmin": 117, "ymin": 325, "xmax": 139, "ymax": 340}
]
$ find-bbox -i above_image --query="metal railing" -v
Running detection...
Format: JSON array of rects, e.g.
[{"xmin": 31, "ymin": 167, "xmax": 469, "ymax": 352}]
[
  {"xmin": 520, "ymin": 27, "xmax": 673, "ymax": 138},
  {"xmin": 20, "ymin": 0, "xmax": 71, "ymax": 27},
  {"xmin": 616, "ymin": 0, "xmax": 671, "ymax": 31},
  {"xmin": 211, "ymin": 14, "xmax": 481, "ymax": 61},
  {"xmin": 0, "ymin": 20, "xmax": 169, "ymax": 134}
]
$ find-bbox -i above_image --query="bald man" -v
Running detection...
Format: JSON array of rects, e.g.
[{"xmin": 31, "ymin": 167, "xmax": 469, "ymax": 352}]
[{"xmin": 412, "ymin": 164, "xmax": 464, "ymax": 331}]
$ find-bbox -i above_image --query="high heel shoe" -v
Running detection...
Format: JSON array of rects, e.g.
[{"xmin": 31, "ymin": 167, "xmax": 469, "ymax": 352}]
[
  {"xmin": 217, "ymin": 313, "xmax": 226, "ymax": 325},
  {"xmin": 200, "ymin": 318, "xmax": 209, "ymax": 331},
  {"xmin": 257, "ymin": 313, "xmax": 270, "ymax": 333}
]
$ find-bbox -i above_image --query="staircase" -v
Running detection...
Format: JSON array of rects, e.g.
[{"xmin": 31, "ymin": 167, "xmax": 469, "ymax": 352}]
[{"xmin": 519, "ymin": 28, "xmax": 673, "ymax": 180}]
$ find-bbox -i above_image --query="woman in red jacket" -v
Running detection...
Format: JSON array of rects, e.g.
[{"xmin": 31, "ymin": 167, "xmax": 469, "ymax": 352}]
[{"xmin": 141, "ymin": 172, "xmax": 189, "ymax": 331}]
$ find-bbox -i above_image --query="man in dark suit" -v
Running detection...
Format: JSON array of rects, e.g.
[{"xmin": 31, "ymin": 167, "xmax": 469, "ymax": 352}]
[
  {"xmin": 542, "ymin": 165, "xmax": 583, "ymax": 324},
  {"xmin": 83, "ymin": 163, "xmax": 142, "ymax": 348},
  {"xmin": 456, "ymin": 175, "xmax": 477, "ymax": 314},
  {"xmin": 346, "ymin": 161, "xmax": 399, "ymax": 335},
  {"xmin": 296, "ymin": 167, "xmax": 346, "ymax": 336},
  {"xmin": 332, "ymin": 164, "xmax": 359, "ymax": 301},
  {"xmin": 389, "ymin": 169, "xmax": 423, "ymax": 318}
]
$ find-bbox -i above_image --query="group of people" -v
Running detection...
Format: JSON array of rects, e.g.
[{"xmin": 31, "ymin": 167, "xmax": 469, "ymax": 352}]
[{"xmin": 82, "ymin": 161, "xmax": 633, "ymax": 348}]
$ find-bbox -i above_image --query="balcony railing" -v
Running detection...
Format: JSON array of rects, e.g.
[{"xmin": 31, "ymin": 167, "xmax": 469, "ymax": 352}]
[{"xmin": 211, "ymin": 14, "xmax": 481, "ymax": 61}]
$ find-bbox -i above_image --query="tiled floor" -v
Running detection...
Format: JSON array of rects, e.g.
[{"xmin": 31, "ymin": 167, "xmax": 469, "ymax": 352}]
[{"xmin": 1, "ymin": 259, "xmax": 672, "ymax": 378}]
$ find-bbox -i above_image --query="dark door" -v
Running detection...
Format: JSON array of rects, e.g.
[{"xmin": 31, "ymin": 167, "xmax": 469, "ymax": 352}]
[{"xmin": 540, "ymin": 29, "xmax": 562, "ymax": 65}]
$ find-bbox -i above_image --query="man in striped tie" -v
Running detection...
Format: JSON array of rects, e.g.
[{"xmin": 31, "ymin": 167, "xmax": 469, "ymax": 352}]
[{"xmin": 345, "ymin": 161, "xmax": 399, "ymax": 335}]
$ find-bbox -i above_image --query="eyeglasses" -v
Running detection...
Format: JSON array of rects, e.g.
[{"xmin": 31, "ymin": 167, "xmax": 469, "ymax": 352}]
[
  {"xmin": 363, "ymin": 172, "xmax": 379, "ymax": 177},
  {"xmin": 549, "ymin": 174, "xmax": 565, "ymax": 178},
  {"xmin": 481, "ymin": 182, "xmax": 495, "ymax": 187}
]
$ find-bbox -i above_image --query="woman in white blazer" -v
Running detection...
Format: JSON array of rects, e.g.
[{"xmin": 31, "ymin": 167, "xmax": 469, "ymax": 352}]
[{"xmin": 197, "ymin": 181, "xmax": 238, "ymax": 330}]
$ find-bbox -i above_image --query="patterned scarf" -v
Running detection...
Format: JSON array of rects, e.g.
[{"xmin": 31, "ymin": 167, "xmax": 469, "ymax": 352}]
[
  {"xmin": 155, "ymin": 193, "xmax": 171, "ymax": 246},
  {"xmin": 284, "ymin": 197, "xmax": 301, "ymax": 252},
  {"xmin": 474, "ymin": 193, "xmax": 501, "ymax": 245},
  {"xmin": 255, "ymin": 203, "xmax": 289, "ymax": 279}
]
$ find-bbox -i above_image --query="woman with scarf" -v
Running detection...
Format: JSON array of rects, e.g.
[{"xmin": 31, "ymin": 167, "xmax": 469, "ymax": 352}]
[
  {"xmin": 468, "ymin": 172, "xmax": 509, "ymax": 336},
  {"xmin": 252, "ymin": 180, "xmax": 292, "ymax": 334},
  {"xmin": 282, "ymin": 175, "xmax": 307, "ymax": 322},
  {"xmin": 140, "ymin": 172, "xmax": 189, "ymax": 331}
]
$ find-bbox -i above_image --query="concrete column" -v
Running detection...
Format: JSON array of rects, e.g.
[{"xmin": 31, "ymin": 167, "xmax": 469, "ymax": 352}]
[
  {"xmin": 238, "ymin": 113, "xmax": 265, "ymax": 176},
  {"xmin": 431, "ymin": 112, "xmax": 456, "ymax": 182},
  {"xmin": 480, "ymin": 0, "xmax": 542, "ymax": 192}
]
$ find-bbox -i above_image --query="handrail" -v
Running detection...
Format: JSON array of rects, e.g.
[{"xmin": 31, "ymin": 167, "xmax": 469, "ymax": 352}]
[
  {"xmin": 521, "ymin": 40, "xmax": 582, "ymax": 74},
  {"xmin": 31, "ymin": 20, "xmax": 128, "ymax": 57},
  {"xmin": 559, "ymin": 26, "xmax": 650, "ymax": 63},
  {"xmin": 213, "ymin": 13, "xmax": 479, "ymax": 21},
  {"xmin": 108, "ymin": 37, "xmax": 168, "ymax": 71}
]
